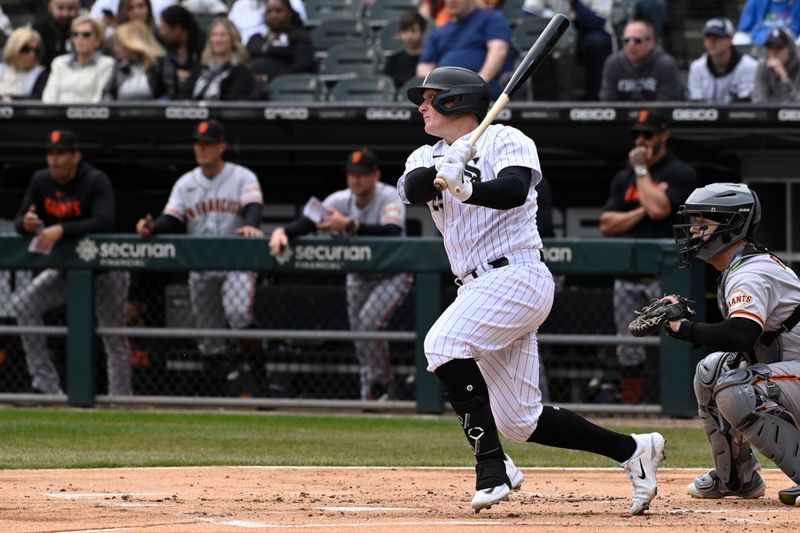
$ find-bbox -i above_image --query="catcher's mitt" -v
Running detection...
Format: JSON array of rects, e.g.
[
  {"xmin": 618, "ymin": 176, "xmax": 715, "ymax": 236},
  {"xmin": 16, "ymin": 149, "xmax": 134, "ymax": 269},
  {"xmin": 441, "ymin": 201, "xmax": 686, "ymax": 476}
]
[{"xmin": 628, "ymin": 296, "xmax": 696, "ymax": 337}]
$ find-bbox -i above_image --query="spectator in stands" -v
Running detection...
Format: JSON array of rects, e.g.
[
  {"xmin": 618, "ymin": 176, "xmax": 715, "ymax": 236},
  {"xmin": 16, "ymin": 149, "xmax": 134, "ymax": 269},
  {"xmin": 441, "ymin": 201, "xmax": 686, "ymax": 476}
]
[
  {"xmin": 383, "ymin": 10, "xmax": 426, "ymax": 89},
  {"xmin": 42, "ymin": 15, "xmax": 114, "ymax": 103},
  {"xmin": 753, "ymin": 27, "xmax": 800, "ymax": 103},
  {"xmin": 0, "ymin": 7, "xmax": 12, "ymax": 44},
  {"xmin": 419, "ymin": 0, "xmax": 450, "ymax": 28},
  {"xmin": 0, "ymin": 28, "xmax": 49, "ymax": 101},
  {"xmin": 181, "ymin": 17, "xmax": 256, "ymax": 101},
  {"xmin": 117, "ymin": 0, "xmax": 157, "ymax": 28},
  {"xmin": 13, "ymin": 129, "xmax": 132, "ymax": 396},
  {"xmin": 524, "ymin": 0, "xmax": 614, "ymax": 100},
  {"xmin": 417, "ymin": 0, "xmax": 514, "ymax": 98},
  {"xmin": 91, "ymin": 0, "xmax": 174, "ymax": 35},
  {"xmin": 247, "ymin": 0, "xmax": 314, "ymax": 94},
  {"xmin": 599, "ymin": 19, "xmax": 684, "ymax": 101},
  {"xmin": 159, "ymin": 5, "xmax": 204, "ymax": 86},
  {"xmin": 105, "ymin": 20, "xmax": 175, "ymax": 100},
  {"xmin": 180, "ymin": 0, "xmax": 228, "ymax": 17},
  {"xmin": 136, "ymin": 119, "xmax": 264, "ymax": 397},
  {"xmin": 688, "ymin": 17, "xmax": 758, "ymax": 103},
  {"xmin": 228, "ymin": 0, "xmax": 307, "ymax": 46},
  {"xmin": 268, "ymin": 149, "xmax": 413, "ymax": 401},
  {"xmin": 599, "ymin": 109, "xmax": 696, "ymax": 404},
  {"xmin": 734, "ymin": 0, "xmax": 800, "ymax": 46},
  {"xmin": 34, "ymin": 0, "xmax": 80, "ymax": 67}
]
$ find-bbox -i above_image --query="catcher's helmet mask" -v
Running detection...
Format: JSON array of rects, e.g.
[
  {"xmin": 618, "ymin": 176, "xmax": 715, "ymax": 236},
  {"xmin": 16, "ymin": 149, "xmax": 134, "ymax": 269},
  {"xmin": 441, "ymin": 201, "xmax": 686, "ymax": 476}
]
[
  {"xmin": 674, "ymin": 183, "xmax": 761, "ymax": 267},
  {"xmin": 407, "ymin": 66, "xmax": 490, "ymax": 120}
]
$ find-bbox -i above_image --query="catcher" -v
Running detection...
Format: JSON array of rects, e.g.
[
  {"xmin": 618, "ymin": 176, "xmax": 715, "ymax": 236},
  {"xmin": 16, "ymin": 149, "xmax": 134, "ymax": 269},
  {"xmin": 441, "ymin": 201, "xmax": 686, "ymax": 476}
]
[{"xmin": 633, "ymin": 183, "xmax": 800, "ymax": 505}]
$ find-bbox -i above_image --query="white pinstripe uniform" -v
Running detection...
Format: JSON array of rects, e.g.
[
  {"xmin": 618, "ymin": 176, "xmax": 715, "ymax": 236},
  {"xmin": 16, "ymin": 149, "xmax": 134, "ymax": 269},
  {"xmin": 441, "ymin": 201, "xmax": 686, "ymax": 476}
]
[
  {"xmin": 398, "ymin": 124, "xmax": 554, "ymax": 442},
  {"xmin": 164, "ymin": 162, "xmax": 263, "ymax": 355}
]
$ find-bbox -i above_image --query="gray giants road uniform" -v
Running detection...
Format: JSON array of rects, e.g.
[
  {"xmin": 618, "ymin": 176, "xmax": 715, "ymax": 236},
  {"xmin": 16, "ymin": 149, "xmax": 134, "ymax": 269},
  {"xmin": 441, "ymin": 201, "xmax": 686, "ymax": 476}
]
[
  {"xmin": 164, "ymin": 162, "xmax": 263, "ymax": 355},
  {"xmin": 696, "ymin": 247, "xmax": 800, "ymax": 488},
  {"xmin": 323, "ymin": 182, "xmax": 412, "ymax": 399},
  {"xmin": 398, "ymin": 124, "xmax": 554, "ymax": 442}
]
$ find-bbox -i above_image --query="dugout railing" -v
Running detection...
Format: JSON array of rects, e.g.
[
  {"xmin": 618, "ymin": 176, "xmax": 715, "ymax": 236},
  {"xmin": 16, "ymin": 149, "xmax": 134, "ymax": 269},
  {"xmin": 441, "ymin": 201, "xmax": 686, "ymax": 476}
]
[{"xmin": 0, "ymin": 235, "xmax": 705, "ymax": 417}]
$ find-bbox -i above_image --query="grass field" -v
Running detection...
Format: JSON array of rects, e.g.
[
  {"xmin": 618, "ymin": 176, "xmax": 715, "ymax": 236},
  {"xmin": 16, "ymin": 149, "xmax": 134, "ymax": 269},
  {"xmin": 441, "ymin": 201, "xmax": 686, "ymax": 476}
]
[{"xmin": 0, "ymin": 407, "xmax": 727, "ymax": 470}]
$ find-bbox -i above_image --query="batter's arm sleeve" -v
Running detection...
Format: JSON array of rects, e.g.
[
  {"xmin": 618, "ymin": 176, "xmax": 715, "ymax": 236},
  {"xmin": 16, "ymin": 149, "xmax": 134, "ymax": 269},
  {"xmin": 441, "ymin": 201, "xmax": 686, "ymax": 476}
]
[
  {"xmin": 283, "ymin": 216, "xmax": 316, "ymax": 238},
  {"xmin": 151, "ymin": 213, "xmax": 185, "ymax": 234},
  {"xmin": 675, "ymin": 317, "xmax": 762, "ymax": 352},
  {"xmin": 241, "ymin": 202, "xmax": 262, "ymax": 227},
  {"xmin": 403, "ymin": 166, "xmax": 439, "ymax": 204},
  {"xmin": 465, "ymin": 166, "xmax": 533, "ymax": 209},
  {"xmin": 61, "ymin": 173, "xmax": 116, "ymax": 236}
]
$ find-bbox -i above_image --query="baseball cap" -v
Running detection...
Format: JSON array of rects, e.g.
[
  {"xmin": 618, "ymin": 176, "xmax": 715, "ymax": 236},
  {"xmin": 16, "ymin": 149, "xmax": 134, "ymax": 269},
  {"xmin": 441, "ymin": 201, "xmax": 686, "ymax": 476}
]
[
  {"xmin": 766, "ymin": 27, "xmax": 792, "ymax": 49},
  {"xmin": 703, "ymin": 17, "xmax": 734, "ymax": 37},
  {"xmin": 631, "ymin": 109, "xmax": 669, "ymax": 133},
  {"xmin": 192, "ymin": 119, "xmax": 226, "ymax": 143},
  {"xmin": 346, "ymin": 148, "xmax": 378, "ymax": 172},
  {"xmin": 47, "ymin": 129, "xmax": 79, "ymax": 151}
]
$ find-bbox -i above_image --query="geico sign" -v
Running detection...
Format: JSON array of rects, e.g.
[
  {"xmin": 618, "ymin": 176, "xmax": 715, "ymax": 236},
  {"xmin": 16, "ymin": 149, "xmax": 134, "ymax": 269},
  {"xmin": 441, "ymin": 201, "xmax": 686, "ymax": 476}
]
[
  {"xmin": 366, "ymin": 108, "xmax": 412, "ymax": 120},
  {"xmin": 66, "ymin": 106, "xmax": 110, "ymax": 119},
  {"xmin": 165, "ymin": 106, "xmax": 208, "ymax": 120},
  {"xmin": 672, "ymin": 108, "xmax": 719, "ymax": 121},
  {"xmin": 778, "ymin": 109, "xmax": 800, "ymax": 121},
  {"xmin": 0, "ymin": 106, "xmax": 13, "ymax": 119},
  {"xmin": 264, "ymin": 107, "xmax": 309, "ymax": 120},
  {"xmin": 569, "ymin": 108, "xmax": 616, "ymax": 121}
]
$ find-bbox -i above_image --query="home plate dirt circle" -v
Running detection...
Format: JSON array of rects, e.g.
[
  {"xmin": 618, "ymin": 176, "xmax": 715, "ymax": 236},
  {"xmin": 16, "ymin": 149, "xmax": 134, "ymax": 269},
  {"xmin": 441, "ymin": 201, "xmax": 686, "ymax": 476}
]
[{"xmin": 0, "ymin": 467, "xmax": 796, "ymax": 532}]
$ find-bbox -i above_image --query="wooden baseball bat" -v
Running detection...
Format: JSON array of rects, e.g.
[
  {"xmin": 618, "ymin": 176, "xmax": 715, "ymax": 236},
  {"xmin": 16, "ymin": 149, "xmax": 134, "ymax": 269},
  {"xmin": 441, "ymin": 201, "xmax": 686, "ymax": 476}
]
[{"xmin": 434, "ymin": 13, "xmax": 571, "ymax": 193}]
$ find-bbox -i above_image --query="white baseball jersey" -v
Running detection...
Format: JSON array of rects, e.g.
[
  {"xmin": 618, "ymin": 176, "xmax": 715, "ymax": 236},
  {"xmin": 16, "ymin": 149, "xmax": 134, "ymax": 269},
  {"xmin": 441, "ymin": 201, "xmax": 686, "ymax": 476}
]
[
  {"xmin": 322, "ymin": 182, "xmax": 406, "ymax": 232},
  {"xmin": 398, "ymin": 124, "xmax": 543, "ymax": 277},
  {"xmin": 164, "ymin": 162, "xmax": 263, "ymax": 235},
  {"xmin": 719, "ymin": 252, "xmax": 800, "ymax": 361}
]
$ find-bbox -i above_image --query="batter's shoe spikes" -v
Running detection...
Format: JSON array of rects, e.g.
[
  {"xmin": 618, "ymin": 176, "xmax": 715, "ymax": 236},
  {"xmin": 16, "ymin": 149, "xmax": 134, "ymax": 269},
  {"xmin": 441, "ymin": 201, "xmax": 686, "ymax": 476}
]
[
  {"xmin": 621, "ymin": 432, "xmax": 666, "ymax": 516},
  {"xmin": 471, "ymin": 454, "xmax": 523, "ymax": 512},
  {"xmin": 779, "ymin": 484, "xmax": 800, "ymax": 506},
  {"xmin": 687, "ymin": 470, "xmax": 765, "ymax": 499}
]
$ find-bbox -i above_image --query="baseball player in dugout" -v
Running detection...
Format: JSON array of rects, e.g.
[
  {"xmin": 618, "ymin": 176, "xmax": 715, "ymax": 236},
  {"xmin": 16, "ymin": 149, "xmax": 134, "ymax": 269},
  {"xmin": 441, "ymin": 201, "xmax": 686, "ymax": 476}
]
[
  {"xmin": 599, "ymin": 109, "xmax": 697, "ymax": 404},
  {"xmin": 13, "ymin": 129, "xmax": 132, "ymax": 396},
  {"xmin": 398, "ymin": 66, "xmax": 665, "ymax": 515},
  {"xmin": 136, "ymin": 119, "xmax": 264, "ymax": 396},
  {"xmin": 268, "ymin": 148, "xmax": 412, "ymax": 401},
  {"xmin": 659, "ymin": 183, "xmax": 800, "ymax": 505}
]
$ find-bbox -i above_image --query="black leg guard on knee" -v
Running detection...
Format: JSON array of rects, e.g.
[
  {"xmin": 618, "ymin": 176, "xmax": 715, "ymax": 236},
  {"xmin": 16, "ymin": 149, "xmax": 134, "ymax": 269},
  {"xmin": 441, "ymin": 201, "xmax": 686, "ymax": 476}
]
[{"xmin": 436, "ymin": 359, "xmax": 508, "ymax": 490}]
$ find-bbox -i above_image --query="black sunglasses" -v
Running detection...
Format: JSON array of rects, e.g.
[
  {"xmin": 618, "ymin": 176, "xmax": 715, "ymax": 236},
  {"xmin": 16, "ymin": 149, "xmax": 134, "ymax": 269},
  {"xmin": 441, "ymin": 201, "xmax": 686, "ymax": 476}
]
[
  {"xmin": 20, "ymin": 44, "xmax": 40, "ymax": 54},
  {"xmin": 630, "ymin": 130, "xmax": 655, "ymax": 140},
  {"xmin": 71, "ymin": 31, "xmax": 94, "ymax": 38},
  {"xmin": 623, "ymin": 36, "xmax": 647, "ymax": 45}
]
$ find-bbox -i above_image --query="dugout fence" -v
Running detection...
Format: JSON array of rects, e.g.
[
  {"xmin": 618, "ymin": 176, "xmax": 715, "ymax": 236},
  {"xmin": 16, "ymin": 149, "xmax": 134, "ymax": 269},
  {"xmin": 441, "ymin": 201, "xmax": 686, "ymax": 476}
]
[{"xmin": 0, "ymin": 235, "xmax": 704, "ymax": 417}]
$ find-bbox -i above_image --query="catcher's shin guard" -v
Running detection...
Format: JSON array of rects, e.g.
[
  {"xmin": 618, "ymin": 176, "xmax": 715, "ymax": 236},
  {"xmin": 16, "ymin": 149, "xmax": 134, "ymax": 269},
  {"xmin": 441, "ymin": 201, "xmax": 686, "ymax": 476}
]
[
  {"xmin": 715, "ymin": 367, "xmax": 800, "ymax": 485},
  {"xmin": 694, "ymin": 352, "xmax": 761, "ymax": 489}
]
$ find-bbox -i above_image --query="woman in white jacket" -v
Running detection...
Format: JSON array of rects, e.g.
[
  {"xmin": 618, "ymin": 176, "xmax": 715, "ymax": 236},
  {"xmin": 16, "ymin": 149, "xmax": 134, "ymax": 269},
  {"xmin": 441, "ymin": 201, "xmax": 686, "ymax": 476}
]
[{"xmin": 42, "ymin": 15, "xmax": 114, "ymax": 103}]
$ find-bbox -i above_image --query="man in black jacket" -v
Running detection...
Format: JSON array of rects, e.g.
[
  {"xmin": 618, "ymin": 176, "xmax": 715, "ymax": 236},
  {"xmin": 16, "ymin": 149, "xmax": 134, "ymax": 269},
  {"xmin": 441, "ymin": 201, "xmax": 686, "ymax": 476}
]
[
  {"xmin": 32, "ymin": 0, "xmax": 79, "ymax": 67},
  {"xmin": 13, "ymin": 130, "xmax": 131, "ymax": 396}
]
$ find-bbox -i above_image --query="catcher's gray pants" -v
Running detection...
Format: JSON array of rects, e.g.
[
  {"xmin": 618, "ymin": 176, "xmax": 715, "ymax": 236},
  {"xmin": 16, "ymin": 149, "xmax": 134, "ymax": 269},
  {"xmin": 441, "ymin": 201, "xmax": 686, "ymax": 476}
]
[
  {"xmin": 12, "ymin": 269, "xmax": 131, "ymax": 395},
  {"xmin": 188, "ymin": 270, "xmax": 256, "ymax": 356},
  {"xmin": 613, "ymin": 278, "xmax": 661, "ymax": 367},
  {"xmin": 346, "ymin": 272, "xmax": 412, "ymax": 399}
]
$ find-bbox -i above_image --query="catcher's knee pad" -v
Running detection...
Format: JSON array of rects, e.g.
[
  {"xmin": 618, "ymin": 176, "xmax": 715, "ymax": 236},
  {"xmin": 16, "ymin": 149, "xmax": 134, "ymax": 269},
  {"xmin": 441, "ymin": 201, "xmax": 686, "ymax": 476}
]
[{"xmin": 694, "ymin": 351, "xmax": 741, "ymax": 407}]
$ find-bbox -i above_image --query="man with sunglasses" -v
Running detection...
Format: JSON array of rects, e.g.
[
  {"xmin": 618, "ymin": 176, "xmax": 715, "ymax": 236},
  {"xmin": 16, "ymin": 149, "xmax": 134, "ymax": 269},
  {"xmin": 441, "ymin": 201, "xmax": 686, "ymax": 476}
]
[
  {"xmin": 599, "ymin": 109, "xmax": 696, "ymax": 403},
  {"xmin": 599, "ymin": 19, "xmax": 683, "ymax": 101}
]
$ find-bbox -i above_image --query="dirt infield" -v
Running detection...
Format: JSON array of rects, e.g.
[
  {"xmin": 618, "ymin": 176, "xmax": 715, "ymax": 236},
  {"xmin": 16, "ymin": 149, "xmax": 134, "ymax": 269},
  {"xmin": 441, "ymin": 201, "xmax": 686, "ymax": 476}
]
[{"xmin": 1, "ymin": 467, "xmax": 797, "ymax": 532}]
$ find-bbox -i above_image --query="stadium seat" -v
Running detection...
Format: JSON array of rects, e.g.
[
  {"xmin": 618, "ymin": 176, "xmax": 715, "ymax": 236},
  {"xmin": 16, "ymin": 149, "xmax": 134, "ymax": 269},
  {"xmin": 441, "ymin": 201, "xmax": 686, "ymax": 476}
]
[
  {"xmin": 329, "ymin": 75, "xmax": 397, "ymax": 102},
  {"xmin": 266, "ymin": 74, "xmax": 327, "ymax": 102},
  {"xmin": 395, "ymin": 75, "xmax": 425, "ymax": 101},
  {"xmin": 366, "ymin": 0, "xmax": 419, "ymax": 27},
  {"xmin": 511, "ymin": 15, "xmax": 550, "ymax": 52},
  {"xmin": 376, "ymin": 19, "xmax": 404, "ymax": 55},
  {"xmin": 499, "ymin": 0, "xmax": 526, "ymax": 27},
  {"xmin": 310, "ymin": 18, "xmax": 369, "ymax": 58},
  {"xmin": 318, "ymin": 43, "xmax": 382, "ymax": 80},
  {"xmin": 304, "ymin": 0, "xmax": 362, "ymax": 27}
]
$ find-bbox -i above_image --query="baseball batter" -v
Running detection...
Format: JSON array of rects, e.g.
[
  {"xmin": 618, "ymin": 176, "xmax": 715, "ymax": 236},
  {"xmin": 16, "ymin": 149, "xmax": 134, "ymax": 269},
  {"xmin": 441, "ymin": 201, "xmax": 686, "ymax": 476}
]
[
  {"xmin": 665, "ymin": 183, "xmax": 800, "ymax": 505},
  {"xmin": 136, "ymin": 119, "xmax": 263, "ymax": 358},
  {"xmin": 269, "ymin": 148, "xmax": 412, "ymax": 400},
  {"xmin": 398, "ymin": 66, "xmax": 665, "ymax": 515}
]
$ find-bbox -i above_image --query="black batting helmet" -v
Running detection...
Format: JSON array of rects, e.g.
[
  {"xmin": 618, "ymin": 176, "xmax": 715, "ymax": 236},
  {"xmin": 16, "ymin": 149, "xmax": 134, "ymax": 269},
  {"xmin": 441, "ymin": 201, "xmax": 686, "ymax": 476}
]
[
  {"xmin": 673, "ymin": 183, "xmax": 761, "ymax": 267},
  {"xmin": 407, "ymin": 67, "xmax": 490, "ymax": 120}
]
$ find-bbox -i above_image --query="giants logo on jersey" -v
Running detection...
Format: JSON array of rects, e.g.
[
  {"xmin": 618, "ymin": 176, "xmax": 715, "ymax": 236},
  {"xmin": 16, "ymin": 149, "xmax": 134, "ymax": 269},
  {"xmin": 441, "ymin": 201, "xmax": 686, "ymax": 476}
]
[{"xmin": 185, "ymin": 198, "xmax": 240, "ymax": 220}]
